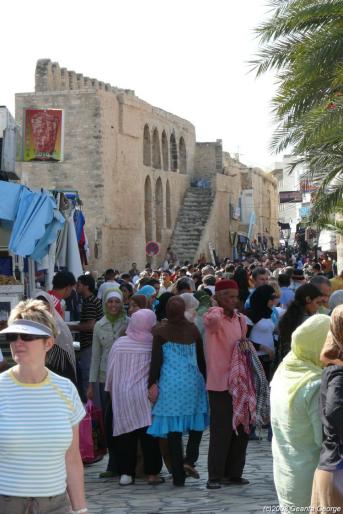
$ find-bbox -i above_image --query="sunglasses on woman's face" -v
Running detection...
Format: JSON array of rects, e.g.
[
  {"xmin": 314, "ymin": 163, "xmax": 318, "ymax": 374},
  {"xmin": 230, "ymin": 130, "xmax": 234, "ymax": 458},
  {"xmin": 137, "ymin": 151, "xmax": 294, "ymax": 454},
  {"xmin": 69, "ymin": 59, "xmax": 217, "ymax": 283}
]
[{"xmin": 6, "ymin": 334, "xmax": 48, "ymax": 343}]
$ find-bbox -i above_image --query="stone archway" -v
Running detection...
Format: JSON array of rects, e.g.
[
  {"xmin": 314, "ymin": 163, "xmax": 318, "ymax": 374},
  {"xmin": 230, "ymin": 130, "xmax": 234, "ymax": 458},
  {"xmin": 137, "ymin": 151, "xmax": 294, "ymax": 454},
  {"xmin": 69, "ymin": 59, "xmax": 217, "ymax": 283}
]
[
  {"xmin": 179, "ymin": 137, "xmax": 187, "ymax": 174},
  {"xmin": 170, "ymin": 133, "xmax": 178, "ymax": 171},
  {"xmin": 144, "ymin": 176, "xmax": 153, "ymax": 242},
  {"xmin": 162, "ymin": 130, "xmax": 169, "ymax": 171},
  {"xmin": 166, "ymin": 179, "xmax": 171, "ymax": 229},
  {"xmin": 155, "ymin": 177, "xmax": 163, "ymax": 242},
  {"xmin": 143, "ymin": 124, "xmax": 151, "ymax": 166},
  {"xmin": 152, "ymin": 128, "xmax": 161, "ymax": 169}
]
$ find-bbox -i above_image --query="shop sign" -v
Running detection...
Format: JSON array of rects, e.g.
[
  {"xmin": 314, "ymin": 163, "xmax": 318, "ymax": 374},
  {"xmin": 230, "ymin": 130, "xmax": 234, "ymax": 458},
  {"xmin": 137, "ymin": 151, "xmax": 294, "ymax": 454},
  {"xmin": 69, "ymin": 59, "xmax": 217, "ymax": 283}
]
[
  {"xmin": 279, "ymin": 191, "xmax": 303, "ymax": 203},
  {"xmin": 23, "ymin": 109, "xmax": 63, "ymax": 161}
]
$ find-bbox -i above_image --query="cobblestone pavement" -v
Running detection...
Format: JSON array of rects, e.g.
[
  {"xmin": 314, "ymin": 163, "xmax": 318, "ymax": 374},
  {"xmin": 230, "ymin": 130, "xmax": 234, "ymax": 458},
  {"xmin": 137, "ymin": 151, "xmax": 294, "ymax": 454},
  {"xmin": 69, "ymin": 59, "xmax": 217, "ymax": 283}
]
[{"xmin": 85, "ymin": 430, "xmax": 278, "ymax": 514}]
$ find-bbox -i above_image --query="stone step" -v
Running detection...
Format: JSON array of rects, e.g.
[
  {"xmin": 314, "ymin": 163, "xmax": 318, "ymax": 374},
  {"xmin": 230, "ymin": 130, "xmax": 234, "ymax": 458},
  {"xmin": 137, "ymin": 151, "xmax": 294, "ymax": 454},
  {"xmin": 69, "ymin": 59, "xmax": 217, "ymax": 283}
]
[{"xmin": 170, "ymin": 183, "xmax": 215, "ymax": 263}]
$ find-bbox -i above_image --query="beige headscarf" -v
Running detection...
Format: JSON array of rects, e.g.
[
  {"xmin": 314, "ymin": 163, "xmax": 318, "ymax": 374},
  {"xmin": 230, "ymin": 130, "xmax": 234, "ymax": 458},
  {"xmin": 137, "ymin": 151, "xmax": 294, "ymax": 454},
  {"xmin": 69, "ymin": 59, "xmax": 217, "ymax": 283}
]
[
  {"xmin": 280, "ymin": 313, "xmax": 330, "ymax": 406},
  {"xmin": 321, "ymin": 304, "xmax": 343, "ymax": 365}
]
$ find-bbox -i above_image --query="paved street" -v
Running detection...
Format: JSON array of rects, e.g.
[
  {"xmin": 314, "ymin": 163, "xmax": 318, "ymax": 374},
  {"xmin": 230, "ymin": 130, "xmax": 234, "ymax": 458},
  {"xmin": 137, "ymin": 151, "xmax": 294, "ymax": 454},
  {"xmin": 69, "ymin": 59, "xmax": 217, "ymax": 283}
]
[{"xmin": 85, "ymin": 430, "xmax": 278, "ymax": 514}]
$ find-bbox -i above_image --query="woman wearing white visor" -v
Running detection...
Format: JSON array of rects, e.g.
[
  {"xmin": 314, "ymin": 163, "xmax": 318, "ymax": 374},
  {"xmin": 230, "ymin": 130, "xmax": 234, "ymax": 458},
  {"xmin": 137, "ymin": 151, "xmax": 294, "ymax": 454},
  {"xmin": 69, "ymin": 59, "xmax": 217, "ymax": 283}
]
[{"xmin": 0, "ymin": 299, "xmax": 87, "ymax": 514}]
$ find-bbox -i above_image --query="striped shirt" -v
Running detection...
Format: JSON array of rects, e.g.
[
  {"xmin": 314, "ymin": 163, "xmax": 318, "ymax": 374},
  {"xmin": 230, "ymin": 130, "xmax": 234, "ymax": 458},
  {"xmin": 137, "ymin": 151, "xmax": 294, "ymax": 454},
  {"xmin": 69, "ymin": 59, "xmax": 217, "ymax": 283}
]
[
  {"xmin": 0, "ymin": 369, "xmax": 85, "ymax": 497},
  {"xmin": 80, "ymin": 294, "xmax": 103, "ymax": 350},
  {"xmin": 105, "ymin": 336, "xmax": 153, "ymax": 436}
]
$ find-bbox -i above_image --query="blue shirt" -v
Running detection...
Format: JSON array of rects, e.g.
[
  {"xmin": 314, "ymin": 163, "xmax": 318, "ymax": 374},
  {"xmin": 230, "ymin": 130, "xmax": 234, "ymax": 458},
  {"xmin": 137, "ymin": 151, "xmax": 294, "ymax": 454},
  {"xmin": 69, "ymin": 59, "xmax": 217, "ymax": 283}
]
[{"xmin": 279, "ymin": 287, "xmax": 295, "ymax": 308}]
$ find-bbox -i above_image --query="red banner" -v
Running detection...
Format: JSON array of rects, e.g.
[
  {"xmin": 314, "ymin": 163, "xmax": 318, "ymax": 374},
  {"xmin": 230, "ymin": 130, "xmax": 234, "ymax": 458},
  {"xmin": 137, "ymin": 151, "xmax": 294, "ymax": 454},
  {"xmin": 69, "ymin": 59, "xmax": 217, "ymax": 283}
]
[{"xmin": 24, "ymin": 109, "xmax": 63, "ymax": 161}]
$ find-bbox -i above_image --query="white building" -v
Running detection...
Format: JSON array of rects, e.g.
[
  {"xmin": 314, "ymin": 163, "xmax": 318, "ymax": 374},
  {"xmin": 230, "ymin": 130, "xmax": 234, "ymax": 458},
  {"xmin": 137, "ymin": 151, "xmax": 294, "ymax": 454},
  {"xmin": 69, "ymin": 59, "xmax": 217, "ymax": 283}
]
[{"xmin": 271, "ymin": 155, "xmax": 310, "ymax": 243}]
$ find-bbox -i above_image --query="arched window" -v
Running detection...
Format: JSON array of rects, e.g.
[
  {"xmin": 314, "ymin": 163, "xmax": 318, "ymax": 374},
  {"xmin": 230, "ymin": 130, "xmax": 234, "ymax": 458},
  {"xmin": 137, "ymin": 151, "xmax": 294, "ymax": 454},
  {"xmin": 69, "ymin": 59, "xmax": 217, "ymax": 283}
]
[
  {"xmin": 152, "ymin": 128, "xmax": 161, "ymax": 169},
  {"xmin": 155, "ymin": 178, "xmax": 164, "ymax": 242},
  {"xmin": 170, "ymin": 133, "xmax": 178, "ymax": 171},
  {"xmin": 179, "ymin": 137, "xmax": 187, "ymax": 174},
  {"xmin": 161, "ymin": 130, "xmax": 169, "ymax": 171},
  {"xmin": 144, "ymin": 176, "xmax": 153, "ymax": 242},
  {"xmin": 143, "ymin": 125, "xmax": 151, "ymax": 166},
  {"xmin": 166, "ymin": 180, "xmax": 171, "ymax": 229}
]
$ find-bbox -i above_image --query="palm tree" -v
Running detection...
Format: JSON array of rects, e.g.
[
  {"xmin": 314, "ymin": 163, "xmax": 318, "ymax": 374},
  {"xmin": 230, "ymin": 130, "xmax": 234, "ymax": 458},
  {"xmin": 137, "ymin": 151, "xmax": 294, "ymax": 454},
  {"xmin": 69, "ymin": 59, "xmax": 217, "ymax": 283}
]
[{"xmin": 252, "ymin": 0, "xmax": 343, "ymax": 225}]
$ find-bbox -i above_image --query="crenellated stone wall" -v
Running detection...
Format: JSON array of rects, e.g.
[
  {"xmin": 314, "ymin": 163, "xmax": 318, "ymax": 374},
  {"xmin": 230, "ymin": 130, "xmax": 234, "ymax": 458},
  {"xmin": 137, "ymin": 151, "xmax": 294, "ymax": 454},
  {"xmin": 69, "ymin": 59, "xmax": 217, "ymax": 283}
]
[{"xmin": 35, "ymin": 58, "xmax": 135, "ymax": 95}]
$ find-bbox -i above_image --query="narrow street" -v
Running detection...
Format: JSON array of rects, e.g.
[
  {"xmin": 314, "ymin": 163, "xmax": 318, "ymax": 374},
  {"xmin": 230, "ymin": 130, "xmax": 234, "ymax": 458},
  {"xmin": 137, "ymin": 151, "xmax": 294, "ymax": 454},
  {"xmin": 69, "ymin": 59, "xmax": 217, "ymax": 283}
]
[{"xmin": 85, "ymin": 430, "xmax": 278, "ymax": 514}]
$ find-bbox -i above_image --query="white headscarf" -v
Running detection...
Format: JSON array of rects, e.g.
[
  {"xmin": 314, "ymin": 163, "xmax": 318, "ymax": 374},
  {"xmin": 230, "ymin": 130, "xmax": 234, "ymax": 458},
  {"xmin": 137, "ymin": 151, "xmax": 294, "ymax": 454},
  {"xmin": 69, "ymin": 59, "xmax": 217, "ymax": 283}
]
[{"xmin": 180, "ymin": 293, "xmax": 200, "ymax": 323}]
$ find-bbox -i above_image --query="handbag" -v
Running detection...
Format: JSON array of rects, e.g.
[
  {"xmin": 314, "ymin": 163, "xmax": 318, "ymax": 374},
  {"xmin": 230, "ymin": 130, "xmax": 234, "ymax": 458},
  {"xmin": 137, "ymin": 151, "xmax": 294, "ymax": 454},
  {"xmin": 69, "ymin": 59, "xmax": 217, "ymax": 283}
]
[
  {"xmin": 80, "ymin": 400, "xmax": 107, "ymax": 464},
  {"xmin": 79, "ymin": 409, "xmax": 93, "ymax": 462}
]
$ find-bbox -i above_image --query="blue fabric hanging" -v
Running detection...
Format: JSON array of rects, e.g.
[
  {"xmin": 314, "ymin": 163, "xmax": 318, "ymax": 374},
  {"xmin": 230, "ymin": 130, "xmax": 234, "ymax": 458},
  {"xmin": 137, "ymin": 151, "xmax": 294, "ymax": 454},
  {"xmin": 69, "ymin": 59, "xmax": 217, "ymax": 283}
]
[
  {"xmin": 0, "ymin": 182, "xmax": 64, "ymax": 262},
  {"xmin": 73, "ymin": 209, "xmax": 85, "ymax": 242}
]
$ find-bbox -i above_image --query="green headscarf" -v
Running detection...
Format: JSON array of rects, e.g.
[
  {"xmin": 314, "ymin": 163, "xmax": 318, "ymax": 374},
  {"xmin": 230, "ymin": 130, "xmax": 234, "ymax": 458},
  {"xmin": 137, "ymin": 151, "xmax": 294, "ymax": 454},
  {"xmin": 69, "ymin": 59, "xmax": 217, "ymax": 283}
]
[
  {"xmin": 194, "ymin": 290, "xmax": 212, "ymax": 316},
  {"xmin": 282, "ymin": 313, "xmax": 330, "ymax": 406},
  {"xmin": 103, "ymin": 288, "xmax": 126, "ymax": 325}
]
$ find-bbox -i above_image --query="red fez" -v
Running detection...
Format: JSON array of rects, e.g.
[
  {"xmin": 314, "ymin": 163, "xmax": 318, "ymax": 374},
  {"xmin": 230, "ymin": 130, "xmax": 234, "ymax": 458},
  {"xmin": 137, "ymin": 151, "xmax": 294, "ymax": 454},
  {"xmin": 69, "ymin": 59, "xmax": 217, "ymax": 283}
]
[{"xmin": 215, "ymin": 279, "xmax": 238, "ymax": 292}]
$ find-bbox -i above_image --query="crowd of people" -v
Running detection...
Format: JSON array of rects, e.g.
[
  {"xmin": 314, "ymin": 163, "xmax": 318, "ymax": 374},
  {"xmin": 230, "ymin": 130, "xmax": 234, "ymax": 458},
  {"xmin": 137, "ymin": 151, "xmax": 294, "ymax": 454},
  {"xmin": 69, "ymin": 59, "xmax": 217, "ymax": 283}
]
[{"xmin": 0, "ymin": 248, "xmax": 342, "ymax": 513}]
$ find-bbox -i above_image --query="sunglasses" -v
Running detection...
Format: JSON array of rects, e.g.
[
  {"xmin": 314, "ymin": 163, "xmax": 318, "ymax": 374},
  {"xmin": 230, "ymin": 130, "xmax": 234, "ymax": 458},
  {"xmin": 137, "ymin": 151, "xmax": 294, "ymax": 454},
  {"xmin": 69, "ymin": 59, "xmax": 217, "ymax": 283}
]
[{"xmin": 6, "ymin": 333, "xmax": 49, "ymax": 343}]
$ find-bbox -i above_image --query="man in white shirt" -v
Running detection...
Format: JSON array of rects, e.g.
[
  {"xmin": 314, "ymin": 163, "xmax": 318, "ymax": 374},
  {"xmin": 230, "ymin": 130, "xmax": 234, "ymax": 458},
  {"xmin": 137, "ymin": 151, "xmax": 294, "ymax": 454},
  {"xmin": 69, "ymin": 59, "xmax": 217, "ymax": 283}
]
[{"xmin": 97, "ymin": 269, "xmax": 120, "ymax": 300}]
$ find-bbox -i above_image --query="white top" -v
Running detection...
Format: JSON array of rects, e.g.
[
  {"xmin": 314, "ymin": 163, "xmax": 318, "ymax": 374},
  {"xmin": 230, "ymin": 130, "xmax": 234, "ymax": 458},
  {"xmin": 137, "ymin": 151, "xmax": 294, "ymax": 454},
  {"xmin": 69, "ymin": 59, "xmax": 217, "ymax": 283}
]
[
  {"xmin": 97, "ymin": 280, "xmax": 120, "ymax": 300},
  {"xmin": 0, "ymin": 369, "xmax": 85, "ymax": 497},
  {"xmin": 0, "ymin": 348, "xmax": 3, "ymax": 362},
  {"xmin": 247, "ymin": 317, "xmax": 275, "ymax": 356}
]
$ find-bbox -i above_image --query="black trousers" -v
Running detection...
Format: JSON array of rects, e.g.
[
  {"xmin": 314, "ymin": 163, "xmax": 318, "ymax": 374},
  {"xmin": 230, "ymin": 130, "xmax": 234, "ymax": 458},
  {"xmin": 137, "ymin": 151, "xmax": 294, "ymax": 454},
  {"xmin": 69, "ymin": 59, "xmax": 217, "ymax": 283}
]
[
  {"xmin": 104, "ymin": 393, "xmax": 118, "ymax": 473},
  {"xmin": 208, "ymin": 391, "xmax": 249, "ymax": 482},
  {"xmin": 114, "ymin": 427, "xmax": 162, "ymax": 477},
  {"xmin": 167, "ymin": 430, "xmax": 203, "ymax": 485}
]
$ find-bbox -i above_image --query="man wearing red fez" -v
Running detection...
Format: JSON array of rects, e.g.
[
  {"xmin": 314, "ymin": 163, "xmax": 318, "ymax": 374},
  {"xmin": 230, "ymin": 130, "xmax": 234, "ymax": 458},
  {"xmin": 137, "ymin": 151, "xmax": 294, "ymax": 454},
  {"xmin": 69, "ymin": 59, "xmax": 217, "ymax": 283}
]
[{"xmin": 203, "ymin": 279, "xmax": 250, "ymax": 489}]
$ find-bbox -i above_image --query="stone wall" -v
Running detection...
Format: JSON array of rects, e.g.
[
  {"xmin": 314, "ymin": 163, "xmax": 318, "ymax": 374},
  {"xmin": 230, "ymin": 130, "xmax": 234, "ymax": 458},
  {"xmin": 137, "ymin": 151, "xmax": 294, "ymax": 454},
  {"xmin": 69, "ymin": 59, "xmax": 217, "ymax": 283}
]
[
  {"xmin": 250, "ymin": 168, "xmax": 279, "ymax": 244},
  {"xmin": 197, "ymin": 173, "xmax": 242, "ymax": 260},
  {"xmin": 194, "ymin": 140, "xmax": 223, "ymax": 178},
  {"xmin": 35, "ymin": 58, "xmax": 135, "ymax": 96},
  {"xmin": 16, "ymin": 89, "xmax": 104, "ymax": 269},
  {"xmin": 15, "ymin": 59, "xmax": 279, "ymax": 270},
  {"xmin": 15, "ymin": 59, "xmax": 196, "ymax": 272}
]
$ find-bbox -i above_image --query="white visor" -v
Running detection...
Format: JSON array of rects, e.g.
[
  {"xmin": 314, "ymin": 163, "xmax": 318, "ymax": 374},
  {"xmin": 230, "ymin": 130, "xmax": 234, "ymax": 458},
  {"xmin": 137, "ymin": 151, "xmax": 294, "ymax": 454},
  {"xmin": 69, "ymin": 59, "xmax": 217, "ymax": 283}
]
[{"xmin": 0, "ymin": 319, "xmax": 53, "ymax": 337}]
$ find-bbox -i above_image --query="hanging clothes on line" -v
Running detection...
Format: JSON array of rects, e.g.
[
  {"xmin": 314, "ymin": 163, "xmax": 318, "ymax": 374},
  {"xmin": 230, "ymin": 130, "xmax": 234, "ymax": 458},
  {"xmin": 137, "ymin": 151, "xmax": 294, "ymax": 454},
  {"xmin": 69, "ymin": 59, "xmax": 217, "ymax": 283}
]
[{"xmin": 0, "ymin": 181, "xmax": 64, "ymax": 262}]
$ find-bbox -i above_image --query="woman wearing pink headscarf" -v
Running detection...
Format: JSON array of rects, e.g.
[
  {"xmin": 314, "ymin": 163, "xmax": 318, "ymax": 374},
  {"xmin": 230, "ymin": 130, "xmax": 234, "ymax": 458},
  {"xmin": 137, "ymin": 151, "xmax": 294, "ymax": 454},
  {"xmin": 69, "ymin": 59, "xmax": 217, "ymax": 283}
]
[{"xmin": 105, "ymin": 309, "xmax": 163, "ymax": 486}]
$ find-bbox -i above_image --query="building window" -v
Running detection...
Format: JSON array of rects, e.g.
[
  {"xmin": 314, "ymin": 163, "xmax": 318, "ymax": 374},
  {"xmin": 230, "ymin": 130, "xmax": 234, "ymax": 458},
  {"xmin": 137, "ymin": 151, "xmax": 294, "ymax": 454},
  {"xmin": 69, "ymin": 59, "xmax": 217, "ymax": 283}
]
[
  {"xmin": 162, "ymin": 130, "xmax": 169, "ymax": 171},
  {"xmin": 166, "ymin": 179, "xmax": 171, "ymax": 228},
  {"xmin": 152, "ymin": 128, "xmax": 161, "ymax": 169},
  {"xmin": 143, "ymin": 125, "xmax": 151, "ymax": 166},
  {"xmin": 179, "ymin": 137, "xmax": 187, "ymax": 174},
  {"xmin": 144, "ymin": 176, "xmax": 153, "ymax": 241},
  {"xmin": 155, "ymin": 178, "xmax": 163, "ymax": 242},
  {"xmin": 170, "ymin": 133, "xmax": 178, "ymax": 171}
]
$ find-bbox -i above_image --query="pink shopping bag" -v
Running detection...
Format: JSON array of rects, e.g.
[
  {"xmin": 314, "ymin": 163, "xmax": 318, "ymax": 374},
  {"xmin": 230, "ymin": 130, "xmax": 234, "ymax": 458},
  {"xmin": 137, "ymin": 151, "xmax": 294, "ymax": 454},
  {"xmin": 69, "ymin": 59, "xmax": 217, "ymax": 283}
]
[{"xmin": 79, "ymin": 409, "xmax": 94, "ymax": 462}]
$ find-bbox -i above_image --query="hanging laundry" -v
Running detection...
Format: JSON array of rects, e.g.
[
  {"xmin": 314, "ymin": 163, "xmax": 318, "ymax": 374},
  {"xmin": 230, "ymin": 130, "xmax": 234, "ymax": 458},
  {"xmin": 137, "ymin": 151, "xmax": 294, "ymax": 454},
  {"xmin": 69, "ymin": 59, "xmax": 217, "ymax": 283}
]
[{"xmin": 0, "ymin": 182, "xmax": 64, "ymax": 262}]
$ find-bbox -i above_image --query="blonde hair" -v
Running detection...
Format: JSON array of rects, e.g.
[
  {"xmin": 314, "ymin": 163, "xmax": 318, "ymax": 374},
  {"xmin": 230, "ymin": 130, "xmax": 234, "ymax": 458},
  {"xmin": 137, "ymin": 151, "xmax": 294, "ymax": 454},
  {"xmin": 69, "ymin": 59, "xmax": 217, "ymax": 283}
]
[
  {"xmin": 9, "ymin": 299, "xmax": 58, "ymax": 338},
  {"xmin": 269, "ymin": 280, "xmax": 281, "ymax": 298}
]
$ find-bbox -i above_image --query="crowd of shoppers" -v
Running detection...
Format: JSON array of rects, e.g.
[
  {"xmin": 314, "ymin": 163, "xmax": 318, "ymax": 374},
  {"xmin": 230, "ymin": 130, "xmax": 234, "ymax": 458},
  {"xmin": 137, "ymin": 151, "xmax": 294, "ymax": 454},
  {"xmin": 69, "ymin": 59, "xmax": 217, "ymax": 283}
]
[{"xmin": 1, "ymin": 248, "xmax": 343, "ymax": 513}]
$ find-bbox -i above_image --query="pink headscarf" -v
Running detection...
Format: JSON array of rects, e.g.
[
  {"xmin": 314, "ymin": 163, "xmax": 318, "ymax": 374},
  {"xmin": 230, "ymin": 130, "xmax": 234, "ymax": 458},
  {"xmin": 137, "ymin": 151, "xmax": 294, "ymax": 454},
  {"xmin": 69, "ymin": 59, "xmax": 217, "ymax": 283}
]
[{"xmin": 126, "ymin": 309, "xmax": 156, "ymax": 343}]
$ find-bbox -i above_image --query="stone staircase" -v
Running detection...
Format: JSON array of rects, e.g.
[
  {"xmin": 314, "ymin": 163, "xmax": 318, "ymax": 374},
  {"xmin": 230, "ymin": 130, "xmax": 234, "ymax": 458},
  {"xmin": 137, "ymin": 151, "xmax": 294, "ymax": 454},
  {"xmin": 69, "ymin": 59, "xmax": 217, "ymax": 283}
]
[{"xmin": 169, "ymin": 185, "xmax": 215, "ymax": 264}]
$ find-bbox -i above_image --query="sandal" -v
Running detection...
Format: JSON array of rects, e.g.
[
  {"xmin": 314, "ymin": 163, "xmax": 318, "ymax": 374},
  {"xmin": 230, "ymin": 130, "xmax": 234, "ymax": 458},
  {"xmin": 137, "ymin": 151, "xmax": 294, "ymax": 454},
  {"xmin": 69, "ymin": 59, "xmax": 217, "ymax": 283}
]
[
  {"xmin": 147, "ymin": 476, "xmax": 165, "ymax": 485},
  {"xmin": 184, "ymin": 464, "xmax": 200, "ymax": 479}
]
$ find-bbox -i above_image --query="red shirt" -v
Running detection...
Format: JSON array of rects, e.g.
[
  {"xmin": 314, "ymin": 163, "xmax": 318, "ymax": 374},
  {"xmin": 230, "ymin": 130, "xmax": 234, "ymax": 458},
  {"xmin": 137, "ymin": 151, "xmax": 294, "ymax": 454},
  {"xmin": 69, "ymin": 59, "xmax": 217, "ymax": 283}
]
[
  {"xmin": 48, "ymin": 290, "xmax": 64, "ymax": 318},
  {"xmin": 204, "ymin": 307, "xmax": 246, "ymax": 391}
]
